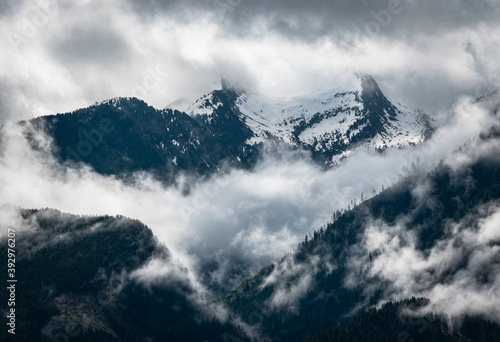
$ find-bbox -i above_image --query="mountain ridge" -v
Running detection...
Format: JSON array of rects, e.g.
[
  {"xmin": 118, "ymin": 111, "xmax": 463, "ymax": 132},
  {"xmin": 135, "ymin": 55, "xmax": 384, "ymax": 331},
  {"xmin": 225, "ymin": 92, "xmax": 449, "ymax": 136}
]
[
  {"xmin": 187, "ymin": 73, "xmax": 433, "ymax": 165},
  {"xmin": 10, "ymin": 73, "xmax": 434, "ymax": 184}
]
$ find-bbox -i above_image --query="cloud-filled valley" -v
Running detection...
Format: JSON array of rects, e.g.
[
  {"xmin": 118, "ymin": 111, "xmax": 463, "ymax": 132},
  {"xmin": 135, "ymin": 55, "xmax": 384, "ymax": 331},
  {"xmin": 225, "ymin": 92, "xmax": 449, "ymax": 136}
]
[{"xmin": 0, "ymin": 90, "xmax": 496, "ymax": 296}]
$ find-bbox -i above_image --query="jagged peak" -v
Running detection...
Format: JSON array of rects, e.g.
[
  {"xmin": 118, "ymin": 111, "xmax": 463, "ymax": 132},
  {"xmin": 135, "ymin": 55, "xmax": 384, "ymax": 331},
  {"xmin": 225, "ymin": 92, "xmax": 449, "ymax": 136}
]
[{"xmin": 353, "ymin": 72, "xmax": 382, "ymax": 94}]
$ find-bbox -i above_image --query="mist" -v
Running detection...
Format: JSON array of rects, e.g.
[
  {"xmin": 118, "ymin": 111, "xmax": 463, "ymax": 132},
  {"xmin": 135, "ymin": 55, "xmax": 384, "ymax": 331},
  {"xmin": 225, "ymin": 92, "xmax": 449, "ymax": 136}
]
[
  {"xmin": 0, "ymin": 91, "xmax": 495, "ymax": 298},
  {"xmin": 345, "ymin": 195, "xmax": 500, "ymax": 324}
]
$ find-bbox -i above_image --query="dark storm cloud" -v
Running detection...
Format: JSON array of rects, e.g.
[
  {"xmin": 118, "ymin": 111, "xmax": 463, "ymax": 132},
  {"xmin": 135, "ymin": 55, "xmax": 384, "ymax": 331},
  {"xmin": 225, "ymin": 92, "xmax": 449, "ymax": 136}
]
[
  {"xmin": 126, "ymin": 0, "xmax": 500, "ymax": 42},
  {"xmin": 0, "ymin": 0, "xmax": 24, "ymax": 18},
  {"xmin": 125, "ymin": 0, "xmax": 182, "ymax": 17},
  {"xmin": 51, "ymin": 25, "xmax": 130, "ymax": 65}
]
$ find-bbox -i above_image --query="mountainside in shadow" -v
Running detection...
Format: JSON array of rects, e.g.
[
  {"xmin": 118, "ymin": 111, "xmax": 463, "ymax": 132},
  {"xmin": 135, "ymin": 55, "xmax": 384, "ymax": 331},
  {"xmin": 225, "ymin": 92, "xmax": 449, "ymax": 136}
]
[
  {"xmin": 0, "ymin": 208, "xmax": 246, "ymax": 342},
  {"xmin": 306, "ymin": 298, "xmax": 500, "ymax": 342},
  {"xmin": 27, "ymin": 96, "xmax": 254, "ymax": 184}
]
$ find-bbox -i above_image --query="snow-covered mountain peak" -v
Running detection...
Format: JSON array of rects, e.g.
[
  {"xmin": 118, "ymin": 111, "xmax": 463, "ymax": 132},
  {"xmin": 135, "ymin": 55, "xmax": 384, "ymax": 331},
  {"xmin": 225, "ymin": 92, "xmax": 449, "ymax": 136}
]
[
  {"xmin": 234, "ymin": 86, "xmax": 364, "ymax": 145},
  {"xmin": 184, "ymin": 73, "xmax": 433, "ymax": 165},
  {"xmin": 186, "ymin": 91, "xmax": 224, "ymax": 117}
]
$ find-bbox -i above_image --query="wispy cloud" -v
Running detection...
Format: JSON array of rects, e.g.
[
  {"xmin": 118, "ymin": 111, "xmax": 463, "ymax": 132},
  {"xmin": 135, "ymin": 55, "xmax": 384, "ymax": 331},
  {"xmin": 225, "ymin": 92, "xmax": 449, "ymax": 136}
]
[{"xmin": 350, "ymin": 203, "xmax": 500, "ymax": 323}]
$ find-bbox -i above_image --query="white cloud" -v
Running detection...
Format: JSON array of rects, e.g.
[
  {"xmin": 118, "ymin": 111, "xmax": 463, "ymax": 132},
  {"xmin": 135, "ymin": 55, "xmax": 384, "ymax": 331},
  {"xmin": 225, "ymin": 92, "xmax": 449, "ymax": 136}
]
[
  {"xmin": 347, "ymin": 201, "xmax": 500, "ymax": 323},
  {"xmin": 260, "ymin": 254, "xmax": 330, "ymax": 313}
]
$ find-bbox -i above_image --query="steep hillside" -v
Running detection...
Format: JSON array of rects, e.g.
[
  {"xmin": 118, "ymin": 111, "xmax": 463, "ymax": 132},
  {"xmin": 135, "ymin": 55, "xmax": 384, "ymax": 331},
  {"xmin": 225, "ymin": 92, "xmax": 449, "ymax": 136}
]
[
  {"xmin": 26, "ymin": 96, "xmax": 253, "ymax": 184},
  {"xmin": 306, "ymin": 298, "xmax": 500, "ymax": 342},
  {"xmin": 0, "ymin": 209, "xmax": 246, "ymax": 342}
]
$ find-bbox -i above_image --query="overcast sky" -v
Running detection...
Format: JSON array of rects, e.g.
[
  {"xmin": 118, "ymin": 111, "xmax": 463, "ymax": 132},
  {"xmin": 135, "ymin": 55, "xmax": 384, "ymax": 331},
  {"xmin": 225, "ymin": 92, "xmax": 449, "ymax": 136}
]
[{"xmin": 0, "ymin": 0, "xmax": 499, "ymax": 123}]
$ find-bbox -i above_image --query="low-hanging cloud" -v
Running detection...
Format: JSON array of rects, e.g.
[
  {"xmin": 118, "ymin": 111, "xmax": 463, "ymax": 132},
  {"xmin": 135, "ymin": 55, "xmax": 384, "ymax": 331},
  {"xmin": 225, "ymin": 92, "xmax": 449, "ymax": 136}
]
[
  {"xmin": 345, "ymin": 202, "xmax": 500, "ymax": 324},
  {"xmin": 0, "ymin": 91, "xmax": 494, "ymax": 295},
  {"xmin": 259, "ymin": 253, "xmax": 336, "ymax": 314}
]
